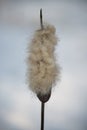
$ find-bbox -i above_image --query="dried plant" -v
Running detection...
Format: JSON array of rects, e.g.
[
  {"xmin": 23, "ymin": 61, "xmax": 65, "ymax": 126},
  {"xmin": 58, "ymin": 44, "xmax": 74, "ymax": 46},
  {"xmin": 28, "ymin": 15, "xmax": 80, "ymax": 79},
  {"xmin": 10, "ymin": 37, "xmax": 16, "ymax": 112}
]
[{"xmin": 26, "ymin": 9, "xmax": 60, "ymax": 130}]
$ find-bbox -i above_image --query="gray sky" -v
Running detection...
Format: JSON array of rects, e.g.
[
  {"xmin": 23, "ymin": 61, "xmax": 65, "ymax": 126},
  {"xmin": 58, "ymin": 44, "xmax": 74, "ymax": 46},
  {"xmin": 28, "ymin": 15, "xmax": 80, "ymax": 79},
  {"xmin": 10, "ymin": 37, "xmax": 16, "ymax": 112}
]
[{"xmin": 0, "ymin": 0, "xmax": 87, "ymax": 130}]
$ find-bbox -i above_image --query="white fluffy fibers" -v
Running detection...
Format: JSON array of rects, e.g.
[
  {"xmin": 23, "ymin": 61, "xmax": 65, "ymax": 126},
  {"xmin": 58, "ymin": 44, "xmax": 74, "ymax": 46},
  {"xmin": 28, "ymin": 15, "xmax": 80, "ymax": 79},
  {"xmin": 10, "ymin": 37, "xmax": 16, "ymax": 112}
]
[{"xmin": 27, "ymin": 24, "xmax": 60, "ymax": 95}]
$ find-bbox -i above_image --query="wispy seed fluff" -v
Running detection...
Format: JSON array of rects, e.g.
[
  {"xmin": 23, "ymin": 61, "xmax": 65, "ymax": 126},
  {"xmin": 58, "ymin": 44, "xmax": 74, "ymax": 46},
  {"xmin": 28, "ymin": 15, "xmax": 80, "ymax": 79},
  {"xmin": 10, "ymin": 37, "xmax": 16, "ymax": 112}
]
[{"xmin": 27, "ymin": 24, "xmax": 60, "ymax": 95}]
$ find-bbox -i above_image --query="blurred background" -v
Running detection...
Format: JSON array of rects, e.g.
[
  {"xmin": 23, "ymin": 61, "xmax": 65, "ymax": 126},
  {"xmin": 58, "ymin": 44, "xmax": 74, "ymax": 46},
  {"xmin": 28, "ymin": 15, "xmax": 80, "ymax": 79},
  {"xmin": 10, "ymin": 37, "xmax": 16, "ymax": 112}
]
[{"xmin": 0, "ymin": 0, "xmax": 87, "ymax": 130}]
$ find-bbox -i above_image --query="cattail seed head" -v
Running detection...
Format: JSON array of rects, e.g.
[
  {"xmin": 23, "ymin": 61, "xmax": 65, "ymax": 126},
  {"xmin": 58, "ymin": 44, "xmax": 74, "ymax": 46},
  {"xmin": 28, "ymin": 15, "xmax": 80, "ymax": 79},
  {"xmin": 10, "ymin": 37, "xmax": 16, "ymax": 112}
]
[{"xmin": 27, "ymin": 24, "xmax": 60, "ymax": 96}]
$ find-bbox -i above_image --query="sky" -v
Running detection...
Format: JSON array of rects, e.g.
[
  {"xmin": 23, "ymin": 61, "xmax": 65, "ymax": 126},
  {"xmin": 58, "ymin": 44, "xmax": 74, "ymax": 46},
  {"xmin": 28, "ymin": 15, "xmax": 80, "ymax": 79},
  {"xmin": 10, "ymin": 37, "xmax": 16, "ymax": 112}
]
[{"xmin": 0, "ymin": 0, "xmax": 87, "ymax": 130}]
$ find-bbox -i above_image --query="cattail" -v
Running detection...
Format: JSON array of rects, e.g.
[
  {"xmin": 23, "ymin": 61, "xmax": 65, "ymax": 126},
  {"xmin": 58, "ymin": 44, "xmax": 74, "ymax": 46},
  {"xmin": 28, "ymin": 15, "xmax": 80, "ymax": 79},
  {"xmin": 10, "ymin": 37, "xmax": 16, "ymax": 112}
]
[{"xmin": 26, "ymin": 9, "xmax": 60, "ymax": 130}]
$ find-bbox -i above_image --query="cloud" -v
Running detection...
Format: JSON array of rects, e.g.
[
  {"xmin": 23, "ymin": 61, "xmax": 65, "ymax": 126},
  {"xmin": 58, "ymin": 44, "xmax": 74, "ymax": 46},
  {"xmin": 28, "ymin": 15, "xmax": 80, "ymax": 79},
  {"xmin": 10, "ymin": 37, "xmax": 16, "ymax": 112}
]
[{"xmin": 0, "ymin": 82, "xmax": 37, "ymax": 130}]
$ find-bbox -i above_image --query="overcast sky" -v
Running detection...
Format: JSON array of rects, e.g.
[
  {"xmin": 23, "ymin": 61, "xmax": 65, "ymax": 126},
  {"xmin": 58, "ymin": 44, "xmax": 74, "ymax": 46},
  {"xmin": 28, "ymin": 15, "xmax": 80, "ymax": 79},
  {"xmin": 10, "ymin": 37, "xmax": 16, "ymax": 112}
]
[{"xmin": 0, "ymin": 0, "xmax": 87, "ymax": 130}]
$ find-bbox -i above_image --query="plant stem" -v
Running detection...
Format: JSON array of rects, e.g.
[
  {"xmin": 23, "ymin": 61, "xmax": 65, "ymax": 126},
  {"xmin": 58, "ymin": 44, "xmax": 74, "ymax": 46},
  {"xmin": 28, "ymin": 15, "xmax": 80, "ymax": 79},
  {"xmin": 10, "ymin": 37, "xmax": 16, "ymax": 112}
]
[
  {"xmin": 40, "ymin": 8, "xmax": 44, "ymax": 29},
  {"xmin": 40, "ymin": 8, "xmax": 45, "ymax": 130},
  {"xmin": 41, "ymin": 102, "xmax": 45, "ymax": 130}
]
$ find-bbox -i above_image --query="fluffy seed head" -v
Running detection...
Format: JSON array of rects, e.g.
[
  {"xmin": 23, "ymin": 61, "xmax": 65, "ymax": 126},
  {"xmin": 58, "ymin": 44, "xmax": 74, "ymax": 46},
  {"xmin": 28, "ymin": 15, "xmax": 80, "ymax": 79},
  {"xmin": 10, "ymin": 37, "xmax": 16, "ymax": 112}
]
[{"xmin": 26, "ymin": 24, "xmax": 60, "ymax": 95}]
